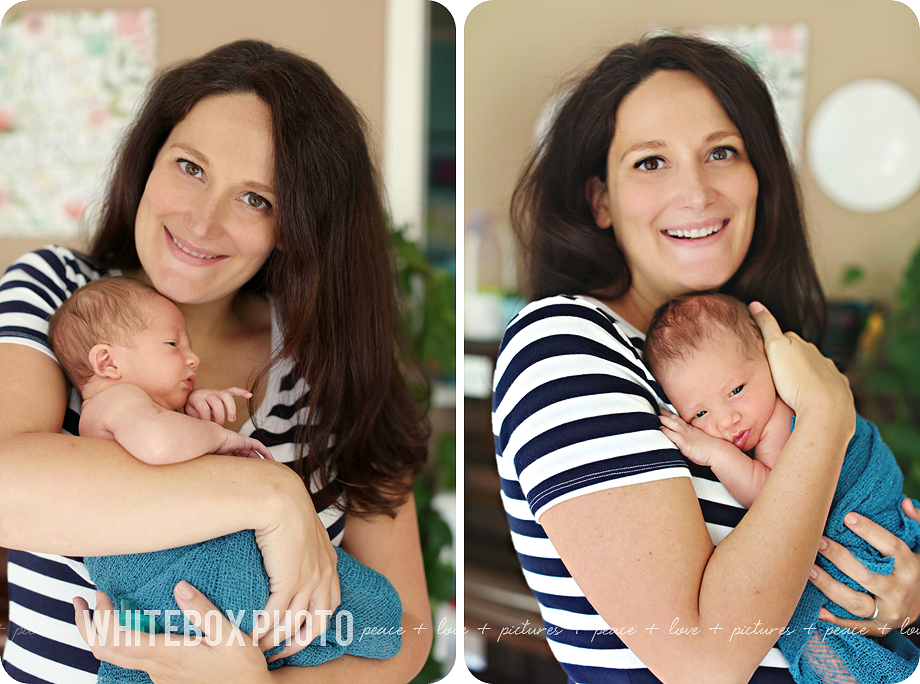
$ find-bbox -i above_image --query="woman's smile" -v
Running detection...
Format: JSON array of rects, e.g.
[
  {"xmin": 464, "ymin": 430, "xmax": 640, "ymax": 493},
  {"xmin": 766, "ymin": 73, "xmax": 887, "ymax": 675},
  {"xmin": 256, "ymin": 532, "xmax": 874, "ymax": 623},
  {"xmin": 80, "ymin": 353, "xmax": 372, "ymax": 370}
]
[
  {"xmin": 164, "ymin": 227, "xmax": 228, "ymax": 263},
  {"xmin": 663, "ymin": 217, "xmax": 728, "ymax": 240}
]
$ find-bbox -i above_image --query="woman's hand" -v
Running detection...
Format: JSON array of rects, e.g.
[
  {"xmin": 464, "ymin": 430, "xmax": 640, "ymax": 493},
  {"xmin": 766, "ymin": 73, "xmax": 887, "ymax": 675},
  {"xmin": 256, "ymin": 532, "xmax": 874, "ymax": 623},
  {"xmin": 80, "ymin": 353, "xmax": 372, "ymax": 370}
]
[
  {"xmin": 808, "ymin": 511, "xmax": 920, "ymax": 636},
  {"xmin": 73, "ymin": 583, "xmax": 273, "ymax": 684},
  {"xmin": 253, "ymin": 464, "xmax": 341, "ymax": 651},
  {"xmin": 749, "ymin": 302, "xmax": 855, "ymax": 431}
]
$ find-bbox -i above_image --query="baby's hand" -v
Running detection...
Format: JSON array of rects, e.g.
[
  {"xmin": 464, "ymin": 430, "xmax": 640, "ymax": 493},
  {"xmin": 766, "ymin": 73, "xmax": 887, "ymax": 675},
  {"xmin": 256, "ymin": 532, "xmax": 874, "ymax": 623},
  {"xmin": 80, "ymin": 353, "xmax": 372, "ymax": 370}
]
[
  {"xmin": 185, "ymin": 387, "xmax": 252, "ymax": 426},
  {"xmin": 217, "ymin": 430, "xmax": 274, "ymax": 460},
  {"xmin": 659, "ymin": 412, "xmax": 740, "ymax": 468}
]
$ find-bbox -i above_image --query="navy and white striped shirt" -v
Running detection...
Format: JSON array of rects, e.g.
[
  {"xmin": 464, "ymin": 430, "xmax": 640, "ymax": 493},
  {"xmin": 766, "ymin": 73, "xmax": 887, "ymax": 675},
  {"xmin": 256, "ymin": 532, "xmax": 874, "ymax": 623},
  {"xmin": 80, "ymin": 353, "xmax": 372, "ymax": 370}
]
[
  {"xmin": 492, "ymin": 295, "xmax": 794, "ymax": 683},
  {"xmin": 0, "ymin": 246, "xmax": 345, "ymax": 684}
]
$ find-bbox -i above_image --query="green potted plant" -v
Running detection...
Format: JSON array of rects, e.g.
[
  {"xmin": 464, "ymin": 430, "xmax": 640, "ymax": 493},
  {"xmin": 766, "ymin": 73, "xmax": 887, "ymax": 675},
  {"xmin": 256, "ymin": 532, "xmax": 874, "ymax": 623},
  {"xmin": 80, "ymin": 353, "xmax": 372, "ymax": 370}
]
[
  {"xmin": 863, "ymin": 241, "xmax": 920, "ymax": 497},
  {"xmin": 392, "ymin": 226, "xmax": 456, "ymax": 683}
]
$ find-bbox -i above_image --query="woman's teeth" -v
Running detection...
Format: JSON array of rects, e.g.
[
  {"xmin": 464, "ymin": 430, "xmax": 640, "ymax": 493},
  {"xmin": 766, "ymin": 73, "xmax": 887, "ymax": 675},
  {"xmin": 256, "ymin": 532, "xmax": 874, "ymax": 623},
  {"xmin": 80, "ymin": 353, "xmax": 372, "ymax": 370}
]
[
  {"xmin": 667, "ymin": 223, "xmax": 724, "ymax": 239},
  {"xmin": 171, "ymin": 233, "xmax": 220, "ymax": 259}
]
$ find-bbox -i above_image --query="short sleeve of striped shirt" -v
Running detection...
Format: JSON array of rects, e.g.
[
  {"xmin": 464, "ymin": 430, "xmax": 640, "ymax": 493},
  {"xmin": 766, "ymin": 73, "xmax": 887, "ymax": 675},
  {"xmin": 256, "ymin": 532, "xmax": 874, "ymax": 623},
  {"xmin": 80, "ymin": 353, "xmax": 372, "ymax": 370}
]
[
  {"xmin": 492, "ymin": 295, "xmax": 689, "ymax": 522},
  {"xmin": 0, "ymin": 246, "xmax": 107, "ymax": 360}
]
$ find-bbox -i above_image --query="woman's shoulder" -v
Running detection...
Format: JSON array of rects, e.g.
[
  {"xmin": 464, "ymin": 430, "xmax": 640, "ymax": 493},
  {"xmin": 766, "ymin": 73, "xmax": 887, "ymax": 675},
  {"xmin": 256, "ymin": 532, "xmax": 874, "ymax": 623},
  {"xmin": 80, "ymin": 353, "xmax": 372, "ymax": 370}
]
[
  {"xmin": 3, "ymin": 244, "xmax": 107, "ymax": 287},
  {"xmin": 498, "ymin": 294, "xmax": 645, "ymax": 362},
  {"xmin": 493, "ymin": 294, "xmax": 660, "ymax": 408}
]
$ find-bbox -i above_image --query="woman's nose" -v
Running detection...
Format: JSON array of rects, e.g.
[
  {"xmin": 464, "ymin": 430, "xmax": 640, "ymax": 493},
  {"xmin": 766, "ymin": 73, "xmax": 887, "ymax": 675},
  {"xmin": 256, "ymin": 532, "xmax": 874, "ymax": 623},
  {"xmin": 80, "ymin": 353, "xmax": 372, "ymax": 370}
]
[
  {"xmin": 676, "ymin": 163, "xmax": 717, "ymax": 210},
  {"xmin": 187, "ymin": 193, "xmax": 223, "ymax": 239}
]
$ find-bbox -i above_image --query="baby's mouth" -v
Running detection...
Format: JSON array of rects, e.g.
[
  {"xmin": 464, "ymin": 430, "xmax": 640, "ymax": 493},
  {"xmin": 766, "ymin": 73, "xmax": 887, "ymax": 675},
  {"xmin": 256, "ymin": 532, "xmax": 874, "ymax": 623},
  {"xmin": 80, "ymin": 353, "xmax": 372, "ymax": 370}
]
[{"xmin": 732, "ymin": 429, "xmax": 751, "ymax": 449}]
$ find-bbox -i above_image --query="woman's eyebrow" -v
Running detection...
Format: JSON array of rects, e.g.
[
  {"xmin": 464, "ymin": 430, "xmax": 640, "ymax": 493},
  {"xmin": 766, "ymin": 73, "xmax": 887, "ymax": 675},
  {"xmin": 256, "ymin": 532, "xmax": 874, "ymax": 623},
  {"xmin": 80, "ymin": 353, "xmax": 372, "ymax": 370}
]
[
  {"xmin": 705, "ymin": 130, "xmax": 742, "ymax": 144},
  {"xmin": 171, "ymin": 143, "xmax": 211, "ymax": 166},
  {"xmin": 620, "ymin": 139, "xmax": 666, "ymax": 161}
]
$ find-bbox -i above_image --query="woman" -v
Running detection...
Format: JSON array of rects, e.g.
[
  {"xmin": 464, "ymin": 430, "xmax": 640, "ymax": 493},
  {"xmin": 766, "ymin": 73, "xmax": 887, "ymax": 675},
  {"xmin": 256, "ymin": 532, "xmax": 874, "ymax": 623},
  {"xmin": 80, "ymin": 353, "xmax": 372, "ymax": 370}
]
[
  {"xmin": 493, "ymin": 35, "xmax": 920, "ymax": 683},
  {"xmin": 0, "ymin": 40, "xmax": 432, "ymax": 683}
]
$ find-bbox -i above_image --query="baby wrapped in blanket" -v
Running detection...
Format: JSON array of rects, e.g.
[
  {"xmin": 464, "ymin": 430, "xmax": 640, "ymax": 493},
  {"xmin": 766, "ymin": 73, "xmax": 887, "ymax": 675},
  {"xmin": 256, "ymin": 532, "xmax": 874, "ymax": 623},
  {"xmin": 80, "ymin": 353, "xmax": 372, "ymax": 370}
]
[
  {"xmin": 48, "ymin": 277, "xmax": 401, "ymax": 683},
  {"xmin": 643, "ymin": 293, "xmax": 920, "ymax": 684}
]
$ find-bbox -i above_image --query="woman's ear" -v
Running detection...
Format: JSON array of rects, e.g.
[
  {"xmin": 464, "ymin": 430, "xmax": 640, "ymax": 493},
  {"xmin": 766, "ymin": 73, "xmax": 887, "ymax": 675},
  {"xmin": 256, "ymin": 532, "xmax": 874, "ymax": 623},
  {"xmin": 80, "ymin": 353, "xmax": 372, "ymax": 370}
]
[
  {"xmin": 585, "ymin": 176, "xmax": 613, "ymax": 229},
  {"xmin": 88, "ymin": 344, "xmax": 121, "ymax": 380}
]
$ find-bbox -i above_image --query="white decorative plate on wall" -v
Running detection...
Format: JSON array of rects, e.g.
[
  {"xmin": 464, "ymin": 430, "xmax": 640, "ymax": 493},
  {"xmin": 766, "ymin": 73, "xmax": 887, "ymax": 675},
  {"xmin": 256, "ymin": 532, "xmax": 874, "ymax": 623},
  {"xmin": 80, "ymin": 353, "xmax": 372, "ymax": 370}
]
[{"xmin": 807, "ymin": 78, "xmax": 920, "ymax": 213}]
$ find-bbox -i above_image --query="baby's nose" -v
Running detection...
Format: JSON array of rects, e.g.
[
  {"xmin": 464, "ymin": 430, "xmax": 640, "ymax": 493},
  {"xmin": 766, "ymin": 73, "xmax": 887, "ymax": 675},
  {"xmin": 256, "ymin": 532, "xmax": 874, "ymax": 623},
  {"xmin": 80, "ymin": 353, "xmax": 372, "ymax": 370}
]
[
  {"xmin": 718, "ymin": 411, "xmax": 739, "ymax": 431},
  {"xmin": 187, "ymin": 350, "xmax": 200, "ymax": 370}
]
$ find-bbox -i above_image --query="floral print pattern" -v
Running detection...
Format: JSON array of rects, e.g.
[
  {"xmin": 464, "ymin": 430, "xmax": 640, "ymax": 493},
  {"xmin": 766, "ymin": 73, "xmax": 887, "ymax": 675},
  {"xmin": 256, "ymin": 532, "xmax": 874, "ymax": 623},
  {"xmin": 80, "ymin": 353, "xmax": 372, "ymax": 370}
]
[{"xmin": 0, "ymin": 9, "xmax": 156, "ymax": 236}]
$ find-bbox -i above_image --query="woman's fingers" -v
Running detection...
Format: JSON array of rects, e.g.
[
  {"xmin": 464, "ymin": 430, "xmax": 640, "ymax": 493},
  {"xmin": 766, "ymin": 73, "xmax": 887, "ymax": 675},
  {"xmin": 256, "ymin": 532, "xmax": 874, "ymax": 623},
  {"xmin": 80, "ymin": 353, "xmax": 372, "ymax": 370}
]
[
  {"xmin": 748, "ymin": 301, "xmax": 785, "ymax": 346},
  {"xmin": 73, "ymin": 592, "xmax": 162, "ymax": 670},
  {"xmin": 811, "ymin": 514, "xmax": 920, "ymax": 635},
  {"xmin": 173, "ymin": 580, "xmax": 250, "ymax": 648},
  {"xmin": 809, "ymin": 563, "xmax": 878, "ymax": 619}
]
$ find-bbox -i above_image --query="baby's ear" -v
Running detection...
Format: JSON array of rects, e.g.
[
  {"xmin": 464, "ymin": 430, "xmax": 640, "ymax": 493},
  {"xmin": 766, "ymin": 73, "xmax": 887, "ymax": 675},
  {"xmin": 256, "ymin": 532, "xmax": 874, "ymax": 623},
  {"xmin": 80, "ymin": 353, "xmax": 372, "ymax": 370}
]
[{"xmin": 88, "ymin": 344, "xmax": 121, "ymax": 380}]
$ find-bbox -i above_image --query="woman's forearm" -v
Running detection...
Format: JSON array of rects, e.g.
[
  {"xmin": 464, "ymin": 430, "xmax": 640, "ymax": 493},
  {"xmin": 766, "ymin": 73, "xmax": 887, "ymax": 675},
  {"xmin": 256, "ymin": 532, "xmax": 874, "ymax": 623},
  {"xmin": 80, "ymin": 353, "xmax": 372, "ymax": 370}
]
[
  {"xmin": 541, "ymin": 404, "xmax": 852, "ymax": 684},
  {"xmin": 0, "ymin": 431, "xmax": 300, "ymax": 556},
  {"xmin": 702, "ymin": 411, "xmax": 849, "ymax": 623}
]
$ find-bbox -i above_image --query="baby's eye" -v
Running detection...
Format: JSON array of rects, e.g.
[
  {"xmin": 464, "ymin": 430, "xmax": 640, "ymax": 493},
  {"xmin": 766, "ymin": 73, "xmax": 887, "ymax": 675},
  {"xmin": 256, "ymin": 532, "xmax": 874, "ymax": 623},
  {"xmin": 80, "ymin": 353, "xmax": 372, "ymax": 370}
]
[
  {"xmin": 178, "ymin": 160, "xmax": 203, "ymax": 178},
  {"xmin": 166, "ymin": 341, "xmax": 178, "ymax": 347},
  {"xmin": 730, "ymin": 385, "xmax": 744, "ymax": 396},
  {"xmin": 694, "ymin": 410, "xmax": 708, "ymax": 419}
]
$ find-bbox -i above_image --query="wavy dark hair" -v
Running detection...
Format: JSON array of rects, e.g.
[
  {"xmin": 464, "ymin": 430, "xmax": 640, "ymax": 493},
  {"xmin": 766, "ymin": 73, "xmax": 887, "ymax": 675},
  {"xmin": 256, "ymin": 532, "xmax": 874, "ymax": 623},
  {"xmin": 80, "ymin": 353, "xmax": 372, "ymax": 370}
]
[
  {"xmin": 511, "ymin": 34, "xmax": 825, "ymax": 342},
  {"xmin": 90, "ymin": 39, "xmax": 428, "ymax": 516}
]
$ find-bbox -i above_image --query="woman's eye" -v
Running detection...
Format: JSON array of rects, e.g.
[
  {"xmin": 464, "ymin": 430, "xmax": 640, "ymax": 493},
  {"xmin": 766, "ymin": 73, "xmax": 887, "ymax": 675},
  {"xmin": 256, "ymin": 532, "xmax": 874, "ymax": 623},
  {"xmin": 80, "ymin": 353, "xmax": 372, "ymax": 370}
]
[
  {"xmin": 635, "ymin": 157, "xmax": 663, "ymax": 171},
  {"xmin": 241, "ymin": 192, "xmax": 272, "ymax": 210},
  {"xmin": 178, "ymin": 160, "xmax": 203, "ymax": 178},
  {"xmin": 694, "ymin": 410, "xmax": 708, "ymax": 419},
  {"xmin": 730, "ymin": 385, "xmax": 744, "ymax": 396},
  {"xmin": 710, "ymin": 146, "xmax": 737, "ymax": 162}
]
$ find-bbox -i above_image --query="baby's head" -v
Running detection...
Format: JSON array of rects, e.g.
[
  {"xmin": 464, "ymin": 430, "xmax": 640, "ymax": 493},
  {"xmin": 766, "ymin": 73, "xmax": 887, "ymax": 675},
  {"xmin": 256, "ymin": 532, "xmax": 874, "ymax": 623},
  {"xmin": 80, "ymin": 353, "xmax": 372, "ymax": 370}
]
[
  {"xmin": 48, "ymin": 277, "xmax": 199, "ymax": 409},
  {"xmin": 644, "ymin": 293, "xmax": 778, "ymax": 451}
]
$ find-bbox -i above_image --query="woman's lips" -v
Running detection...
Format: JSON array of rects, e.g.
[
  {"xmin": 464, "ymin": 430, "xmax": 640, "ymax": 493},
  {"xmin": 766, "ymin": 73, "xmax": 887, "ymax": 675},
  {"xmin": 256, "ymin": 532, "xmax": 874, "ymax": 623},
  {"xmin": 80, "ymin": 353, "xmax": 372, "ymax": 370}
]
[
  {"xmin": 662, "ymin": 218, "xmax": 729, "ymax": 241},
  {"xmin": 164, "ymin": 227, "xmax": 227, "ymax": 264}
]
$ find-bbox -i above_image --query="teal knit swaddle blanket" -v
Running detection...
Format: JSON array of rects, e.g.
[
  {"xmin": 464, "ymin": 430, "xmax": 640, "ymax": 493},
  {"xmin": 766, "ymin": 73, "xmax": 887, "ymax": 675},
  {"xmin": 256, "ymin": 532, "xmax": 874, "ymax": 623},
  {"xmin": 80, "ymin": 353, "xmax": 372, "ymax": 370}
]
[
  {"xmin": 779, "ymin": 415, "xmax": 920, "ymax": 683},
  {"xmin": 84, "ymin": 531, "xmax": 402, "ymax": 683}
]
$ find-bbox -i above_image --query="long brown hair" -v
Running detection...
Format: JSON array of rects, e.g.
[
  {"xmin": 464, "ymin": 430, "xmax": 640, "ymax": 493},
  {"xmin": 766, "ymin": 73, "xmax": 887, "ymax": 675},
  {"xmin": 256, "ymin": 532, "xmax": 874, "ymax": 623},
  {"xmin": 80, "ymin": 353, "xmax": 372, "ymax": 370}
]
[
  {"xmin": 511, "ymin": 34, "xmax": 825, "ymax": 342},
  {"xmin": 90, "ymin": 40, "xmax": 428, "ymax": 516}
]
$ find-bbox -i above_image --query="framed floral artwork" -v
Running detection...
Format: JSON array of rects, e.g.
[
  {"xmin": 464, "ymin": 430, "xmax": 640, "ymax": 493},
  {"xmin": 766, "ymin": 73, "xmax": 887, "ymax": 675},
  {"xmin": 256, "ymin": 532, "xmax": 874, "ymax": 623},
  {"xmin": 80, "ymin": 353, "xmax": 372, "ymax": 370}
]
[{"xmin": 0, "ymin": 9, "xmax": 156, "ymax": 236}]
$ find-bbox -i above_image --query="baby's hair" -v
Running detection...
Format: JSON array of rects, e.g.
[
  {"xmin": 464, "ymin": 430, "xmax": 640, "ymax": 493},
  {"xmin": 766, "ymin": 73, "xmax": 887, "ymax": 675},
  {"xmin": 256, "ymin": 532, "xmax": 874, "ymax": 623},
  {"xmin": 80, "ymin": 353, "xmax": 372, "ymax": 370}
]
[
  {"xmin": 643, "ymin": 292, "xmax": 763, "ymax": 380},
  {"xmin": 47, "ymin": 276, "xmax": 163, "ymax": 391}
]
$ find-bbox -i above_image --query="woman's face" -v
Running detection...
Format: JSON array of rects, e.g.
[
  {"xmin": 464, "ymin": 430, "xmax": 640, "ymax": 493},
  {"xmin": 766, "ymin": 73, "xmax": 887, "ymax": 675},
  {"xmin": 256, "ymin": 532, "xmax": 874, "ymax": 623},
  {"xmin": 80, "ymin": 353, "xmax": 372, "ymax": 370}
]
[
  {"xmin": 588, "ymin": 70, "xmax": 758, "ymax": 315},
  {"xmin": 134, "ymin": 93, "xmax": 277, "ymax": 306}
]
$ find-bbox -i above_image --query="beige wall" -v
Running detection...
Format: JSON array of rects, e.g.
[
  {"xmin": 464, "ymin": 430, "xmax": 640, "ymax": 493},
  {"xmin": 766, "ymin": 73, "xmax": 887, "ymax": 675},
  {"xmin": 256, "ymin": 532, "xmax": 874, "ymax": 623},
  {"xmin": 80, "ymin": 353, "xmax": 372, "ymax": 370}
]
[
  {"xmin": 465, "ymin": 0, "xmax": 920, "ymax": 302},
  {"xmin": 1, "ymin": 0, "xmax": 387, "ymax": 267}
]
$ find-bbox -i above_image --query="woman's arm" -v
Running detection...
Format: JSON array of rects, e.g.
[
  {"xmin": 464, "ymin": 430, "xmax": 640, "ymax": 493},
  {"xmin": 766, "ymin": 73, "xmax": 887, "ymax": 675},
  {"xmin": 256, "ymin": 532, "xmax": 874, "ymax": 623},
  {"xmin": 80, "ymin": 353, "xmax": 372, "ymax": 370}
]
[
  {"xmin": 73, "ymin": 494, "xmax": 432, "ymax": 684},
  {"xmin": 0, "ymin": 343, "xmax": 336, "ymax": 632},
  {"xmin": 539, "ymin": 305, "xmax": 855, "ymax": 684},
  {"xmin": 268, "ymin": 494, "xmax": 433, "ymax": 683}
]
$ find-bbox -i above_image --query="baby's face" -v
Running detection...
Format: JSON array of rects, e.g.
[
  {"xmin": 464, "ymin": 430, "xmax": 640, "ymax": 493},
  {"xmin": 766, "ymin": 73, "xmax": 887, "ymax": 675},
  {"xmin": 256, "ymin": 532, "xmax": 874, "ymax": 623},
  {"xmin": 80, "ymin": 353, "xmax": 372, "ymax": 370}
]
[
  {"xmin": 113, "ymin": 296, "xmax": 199, "ymax": 410},
  {"xmin": 660, "ymin": 330, "xmax": 778, "ymax": 452}
]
